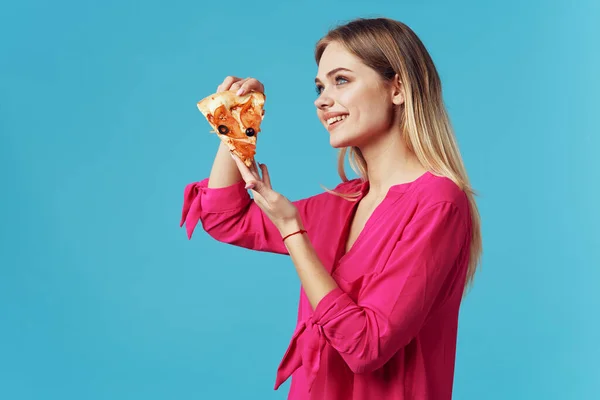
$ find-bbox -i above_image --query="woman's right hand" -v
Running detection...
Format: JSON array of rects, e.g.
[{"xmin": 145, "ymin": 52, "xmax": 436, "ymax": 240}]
[{"xmin": 216, "ymin": 76, "xmax": 265, "ymax": 96}]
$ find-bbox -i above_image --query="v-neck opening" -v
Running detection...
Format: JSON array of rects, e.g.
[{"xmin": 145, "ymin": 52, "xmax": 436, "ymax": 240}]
[
  {"xmin": 337, "ymin": 196, "xmax": 400, "ymax": 264},
  {"xmin": 333, "ymin": 171, "xmax": 433, "ymax": 266}
]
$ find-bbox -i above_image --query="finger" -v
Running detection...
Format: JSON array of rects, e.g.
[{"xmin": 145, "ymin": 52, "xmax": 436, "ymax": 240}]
[
  {"xmin": 259, "ymin": 163, "xmax": 272, "ymax": 189},
  {"xmin": 237, "ymin": 78, "xmax": 264, "ymax": 96},
  {"xmin": 249, "ymin": 159, "xmax": 261, "ymax": 179},
  {"xmin": 248, "ymin": 179, "xmax": 269, "ymax": 197},
  {"xmin": 231, "ymin": 154, "xmax": 272, "ymax": 197},
  {"xmin": 249, "ymin": 187, "xmax": 267, "ymax": 207},
  {"xmin": 230, "ymin": 152, "xmax": 260, "ymax": 183},
  {"xmin": 217, "ymin": 75, "xmax": 240, "ymax": 92},
  {"xmin": 217, "ymin": 75, "xmax": 239, "ymax": 92},
  {"xmin": 229, "ymin": 78, "xmax": 249, "ymax": 93}
]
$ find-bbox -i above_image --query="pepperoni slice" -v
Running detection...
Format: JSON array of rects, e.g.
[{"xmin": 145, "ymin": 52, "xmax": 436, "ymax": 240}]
[
  {"xmin": 212, "ymin": 105, "xmax": 245, "ymax": 139},
  {"xmin": 232, "ymin": 139, "xmax": 256, "ymax": 161},
  {"xmin": 240, "ymin": 99, "xmax": 262, "ymax": 134}
]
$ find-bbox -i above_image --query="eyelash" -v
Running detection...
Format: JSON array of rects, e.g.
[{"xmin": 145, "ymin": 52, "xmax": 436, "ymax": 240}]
[{"xmin": 316, "ymin": 76, "xmax": 349, "ymax": 95}]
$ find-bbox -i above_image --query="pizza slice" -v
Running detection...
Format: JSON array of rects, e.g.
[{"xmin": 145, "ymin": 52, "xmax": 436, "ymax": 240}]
[{"xmin": 197, "ymin": 90, "xmax": 266, "ymax": 167}]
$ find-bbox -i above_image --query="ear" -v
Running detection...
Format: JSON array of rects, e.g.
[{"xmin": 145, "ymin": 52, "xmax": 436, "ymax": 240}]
[{"xmin": 391, "ymin": 74, "xmax": 405, "ymax": 106}]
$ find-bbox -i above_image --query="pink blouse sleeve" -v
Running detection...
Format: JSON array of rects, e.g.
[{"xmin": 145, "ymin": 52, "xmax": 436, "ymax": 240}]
[
  {"xmin": 306, "ymin": 201, "xmax": 470, "ymax": 374},
  {"xmin": 180, "ymin": 178, "xmax": 318, "ymax": 255}
]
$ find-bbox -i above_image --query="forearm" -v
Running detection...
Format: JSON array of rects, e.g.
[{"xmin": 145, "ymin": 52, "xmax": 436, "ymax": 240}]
[
  {"xmin": 208, "ymin": 141, "xmax": 243, "ymax": 188},
  {"xmin": 280, "ymin": 223, "xmax": 390, "ymax": 373},
  {"xmin": 282, "ymin": 222, "xmax": 339, "ymax": 310},
  {"xmin": 282, "ymin": 231, "xmax": 417, "ymax": 373}
]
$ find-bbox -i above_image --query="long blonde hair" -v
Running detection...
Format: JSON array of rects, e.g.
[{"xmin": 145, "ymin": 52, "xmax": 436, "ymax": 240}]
[{"xmin": 315, "ymin": 17, "xmax": 483, "ymax": 295}]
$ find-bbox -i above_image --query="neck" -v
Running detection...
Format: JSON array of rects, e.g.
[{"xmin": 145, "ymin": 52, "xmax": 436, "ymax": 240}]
[{"xmin": 357, "ymin": 127, "xmax": 427, "ymax": 198}]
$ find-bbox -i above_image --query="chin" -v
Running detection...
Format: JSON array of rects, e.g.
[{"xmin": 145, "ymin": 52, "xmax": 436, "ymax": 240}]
[
  {"xmin": 329, "ymin": 130, "xmax": 362, "ymax": 149},
  {"xmin": 329, "ymin": 135, "xmax": 350, "ymax": 149},
  {"xmin": 329, "ymin": 135, "xmax": 342, "ymax": 148}
]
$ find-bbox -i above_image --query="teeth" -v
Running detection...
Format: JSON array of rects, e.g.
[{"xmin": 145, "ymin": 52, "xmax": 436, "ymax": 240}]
[{"xmin": 326, "ymin": 115, "xmax": 348, "ymax": 126}]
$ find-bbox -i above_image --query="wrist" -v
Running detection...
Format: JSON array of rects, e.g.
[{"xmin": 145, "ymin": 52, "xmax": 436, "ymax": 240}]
[
  {"xmin": 279, "ymin": 216, "xmax": 305, "ymax": 238},
  {"xmin": 282, "ymin": 229, "xmax": 307, "ymax": 243}
]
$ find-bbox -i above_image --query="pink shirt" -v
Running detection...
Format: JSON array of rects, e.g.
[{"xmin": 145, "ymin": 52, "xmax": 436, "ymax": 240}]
[{"xmin": 180, "ymin": 171, "xmax": 472, "ymax": 400}]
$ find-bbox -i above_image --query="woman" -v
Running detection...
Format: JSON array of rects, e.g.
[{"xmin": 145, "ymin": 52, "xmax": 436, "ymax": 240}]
[{"xmin": 181, "ymin": 17, "xmax": 483, "ymax": 400}]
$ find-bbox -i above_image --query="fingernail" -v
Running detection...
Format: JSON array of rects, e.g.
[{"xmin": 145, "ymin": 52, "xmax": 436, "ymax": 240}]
[
  {"xmin": 236, "ymin": 88, "xmax": 245, "ymax": 96},
  {"xmin": 245, "ymin": 183, "xmax": 255, "ymax": 190}
]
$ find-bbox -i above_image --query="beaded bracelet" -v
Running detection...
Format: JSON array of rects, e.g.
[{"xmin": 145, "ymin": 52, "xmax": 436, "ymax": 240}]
[{"xmin": 282, "ymin": 229, "xmax": 307, "ymax": 242}]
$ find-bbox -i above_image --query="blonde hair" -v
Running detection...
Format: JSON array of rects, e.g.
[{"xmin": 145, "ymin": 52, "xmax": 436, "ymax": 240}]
[{"xmin": 315, "ymin": 17, "xmax": 483, "ymax": 295}]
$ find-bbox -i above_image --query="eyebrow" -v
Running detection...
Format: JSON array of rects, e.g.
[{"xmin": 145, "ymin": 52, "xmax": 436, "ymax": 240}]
[{"xmin": 315, "ymin": 67, "xmax": 353, "ymax": 83}]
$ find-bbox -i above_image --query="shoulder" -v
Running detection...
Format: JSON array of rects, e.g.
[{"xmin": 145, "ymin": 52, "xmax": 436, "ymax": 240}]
[
  {"xmin": 417, "ymin": 173, "xmax": 467, "ymax": 205},
  {"xmin": 406, "ymin": 172, "xmax": 471, "ymax": 223}
]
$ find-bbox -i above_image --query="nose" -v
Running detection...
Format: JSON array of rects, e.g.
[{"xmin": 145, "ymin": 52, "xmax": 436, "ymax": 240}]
[{"xmin": 314, "ymin": 92, "xmax": 334, "ymax": 110}]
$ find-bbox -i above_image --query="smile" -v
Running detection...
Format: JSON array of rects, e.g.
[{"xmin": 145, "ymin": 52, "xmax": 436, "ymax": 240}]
[{"xmin": 326, "ymin": 114, "xmax": 348, "ymax": 128}]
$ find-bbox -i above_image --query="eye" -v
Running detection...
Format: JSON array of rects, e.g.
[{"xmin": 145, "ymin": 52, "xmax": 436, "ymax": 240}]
[
  {"xmin": 315, "ymin": 76, "xmax": 349, "ymax": 96},
  {"xmin": 335, "ymin": 76, "xmax": 349, "ymax": 85}
]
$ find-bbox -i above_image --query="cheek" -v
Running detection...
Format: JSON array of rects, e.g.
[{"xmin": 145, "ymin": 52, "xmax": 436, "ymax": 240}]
[{"xmin": 353, "ymin": 92, "xmax": 393, "ymax": 132}]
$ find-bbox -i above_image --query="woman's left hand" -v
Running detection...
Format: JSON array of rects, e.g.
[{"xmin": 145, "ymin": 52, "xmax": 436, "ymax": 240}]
[{"xmin": 230, "ymin": 153, "xmax": 304, "ymax": 236}]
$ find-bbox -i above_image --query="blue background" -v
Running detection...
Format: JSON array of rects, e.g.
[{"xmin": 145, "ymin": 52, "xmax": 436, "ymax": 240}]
[{"xmin": 1, "ymin": 0, "xmax": 598, "ymax": 399}]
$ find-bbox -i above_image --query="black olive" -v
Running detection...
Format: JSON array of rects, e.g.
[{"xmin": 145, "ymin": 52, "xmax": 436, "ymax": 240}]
[
  {"xmin": 217, "ymin": 125, "xmax": 229, "ymax": 134},
  {"xmin": 245, "ymin": 128, "xmax": 255, "ymax": 137}
]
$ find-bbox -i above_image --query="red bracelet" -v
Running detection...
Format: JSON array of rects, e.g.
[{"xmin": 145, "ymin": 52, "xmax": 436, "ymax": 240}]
[{"xmin": 282, "ymin": 229, "xmax": 307, "ymax": 242}]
